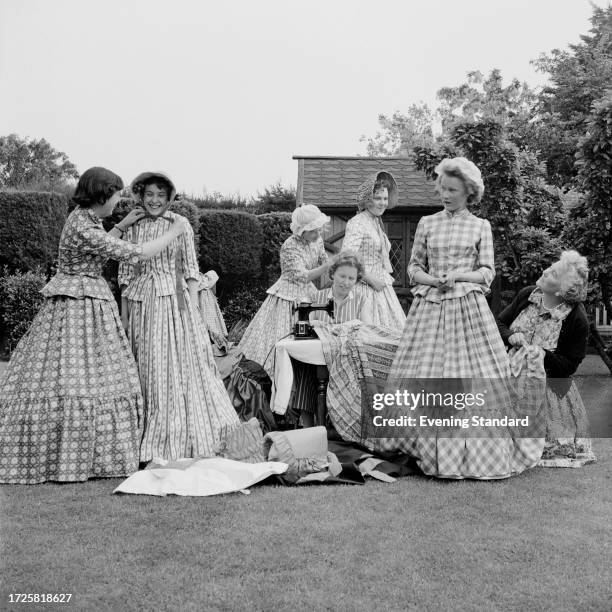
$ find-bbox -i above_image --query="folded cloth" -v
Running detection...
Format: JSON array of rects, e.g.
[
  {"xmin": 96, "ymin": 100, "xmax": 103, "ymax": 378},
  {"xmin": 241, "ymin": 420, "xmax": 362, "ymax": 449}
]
[
  {"xmin": 113, "ymin": 457, "xmax": 287, "ymax": 497},
  {"xmin": 264, "ymin": 427, "xmax": 331, "ymax": 483},
  {"xmin": 214, "ymin": 417, "xmax": 265, "ymax": 464}
]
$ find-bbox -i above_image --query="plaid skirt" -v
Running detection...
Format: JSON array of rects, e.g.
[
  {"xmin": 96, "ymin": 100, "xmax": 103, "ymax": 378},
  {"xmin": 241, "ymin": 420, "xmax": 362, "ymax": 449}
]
[
  {"xmin": 0, "ymin": 296, "xmax": 143, "ymax": 484},
  {"xmin": 379, "ymin": 292, "xmax": 542, "ymax": 479}
]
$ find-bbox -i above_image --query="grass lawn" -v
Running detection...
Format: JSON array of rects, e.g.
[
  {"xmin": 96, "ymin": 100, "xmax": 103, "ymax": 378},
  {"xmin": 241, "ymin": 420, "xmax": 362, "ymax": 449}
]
[
  {"xmin": 1, "ymin": 438, "xmax": 610, "ymax": 612},
  {"xmin": 1, "ymin": 366, "xmax": 611, "ymax": 611}
]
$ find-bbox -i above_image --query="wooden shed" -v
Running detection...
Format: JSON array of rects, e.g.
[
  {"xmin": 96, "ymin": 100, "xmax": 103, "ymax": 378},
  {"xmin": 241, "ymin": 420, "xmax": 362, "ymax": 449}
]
[{"xmin": 294, "ymin": 155, "xmax": 441, "ymax": 296}]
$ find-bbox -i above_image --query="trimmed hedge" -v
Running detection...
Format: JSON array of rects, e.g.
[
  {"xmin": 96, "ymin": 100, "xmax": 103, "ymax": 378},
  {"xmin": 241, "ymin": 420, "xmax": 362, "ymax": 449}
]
[
  {"xmin": 257, "ymin": 212, "xmax": 291, "ymax": 285},
  {"xmin": 0, "ymin": 191, "xmax": 69, "ymax": 272},
  {"xmin": 0, "ymin": 268, "xmax": 46, "ymax": 354},
  {"xmin": 199, "ymin": 210, "xmax": 263, "ymax": 300}
]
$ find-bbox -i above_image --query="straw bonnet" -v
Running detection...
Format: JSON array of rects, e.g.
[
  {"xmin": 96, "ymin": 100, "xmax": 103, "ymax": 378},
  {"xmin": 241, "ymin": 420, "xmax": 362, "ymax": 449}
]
[{"xmin": 355, "ymin": 171, "xmax": 399, "ymax": 211}]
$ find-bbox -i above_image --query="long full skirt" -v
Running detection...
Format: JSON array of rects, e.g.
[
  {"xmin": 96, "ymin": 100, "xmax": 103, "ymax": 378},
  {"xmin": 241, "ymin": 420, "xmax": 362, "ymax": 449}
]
[
  {"xmin": 382, "ymin": 292, "xmax": 543, "ymax": 479},
  {"xmin": 353, "ymin": 282, "xmax": 405, "ymax": 331},
  {"xmin": 127, "ymin": 289, "xmax": 239, "ymax": 462},
  {"xmin": 236, "ymin": 294, "xmax": 294, "ymax": 378},
  {"xmin": 0, "ymin": 296, "xmax": 143, "ymax": 484}
]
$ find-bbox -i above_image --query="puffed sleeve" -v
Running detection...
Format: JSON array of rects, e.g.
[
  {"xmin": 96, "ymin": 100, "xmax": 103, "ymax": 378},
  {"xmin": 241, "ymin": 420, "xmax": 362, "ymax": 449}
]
[
  {"xmin": 342, "ymin": 218, "xmax": 364, "ymax": 254},
  {"xmin": 78, "ymin": 223, "xmax": 143, "ymax": 263},
  {"xmin": 407, "ymin": 217, "xmax": 428, "ymax": 284},
  {"xmin": 476, "ymin": 219, "xmax": 495, "ymax": 288},
  {"xmin": 118, "ymin": 225, "xmax": 137, "ymax": 289},
  {"xmin": 280, "ymin": 238, "xmax": 309, "ymax": 283},
  {"xmin": 179, "ymin": 221, "xmax": 200, "ymax": 281}
]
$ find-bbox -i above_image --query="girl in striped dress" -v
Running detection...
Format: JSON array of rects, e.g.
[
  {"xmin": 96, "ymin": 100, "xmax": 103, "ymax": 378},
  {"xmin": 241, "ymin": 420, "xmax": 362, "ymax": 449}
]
[
  {"xmin": 381, "ymin": 157, "xmax": 542, "ymax": 479},
  {"xmin": 237, "ymin": 204, "xmax": 330, "ymax": 377},
  {"xmin": 119, "ymin": 172, "xmax": 239, "ymax": 463},
  {"xmin": 342, "ymin": 171, "xmax": 405, "ymax": 330}
]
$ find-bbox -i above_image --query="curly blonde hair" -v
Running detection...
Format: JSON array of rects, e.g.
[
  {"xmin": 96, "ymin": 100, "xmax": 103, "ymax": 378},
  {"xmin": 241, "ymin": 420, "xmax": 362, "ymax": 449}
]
[
  {"xmin": 557, "ymin": 250, "xmax": 589, "ymax": 303},
  {"xmin": 434, "ymin": 157, "xmax": 485, "ymax": 204}
]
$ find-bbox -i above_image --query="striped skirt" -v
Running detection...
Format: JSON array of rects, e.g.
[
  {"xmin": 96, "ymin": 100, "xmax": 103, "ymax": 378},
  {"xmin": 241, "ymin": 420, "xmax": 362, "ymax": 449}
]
[
  {"xmin": 380, "ymin": 291, "xmax": 542, "ymax": 479},
  {"xmin": 0, "ymin": 296, "xmax": 143, "ymax": 484},
  {"xmin": 127, "ymin": 289, "xmax": 239, "ymax": 462},
  {"xmin": 353, "ymin": 282, "xmax": 406, "ymax": 331}
]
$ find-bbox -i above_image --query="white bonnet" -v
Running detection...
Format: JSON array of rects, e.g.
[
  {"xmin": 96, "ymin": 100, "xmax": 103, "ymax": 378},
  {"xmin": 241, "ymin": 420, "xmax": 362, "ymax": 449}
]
[{"xmin": 290, "ymin": 204, "xmax": 330, "ymax": 236}]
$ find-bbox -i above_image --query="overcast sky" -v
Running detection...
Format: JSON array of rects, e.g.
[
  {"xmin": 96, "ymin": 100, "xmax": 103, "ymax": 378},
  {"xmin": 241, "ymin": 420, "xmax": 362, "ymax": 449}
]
[{"xmin": 0, "ymin": 0, "xmax": 608, "ymax": 197}]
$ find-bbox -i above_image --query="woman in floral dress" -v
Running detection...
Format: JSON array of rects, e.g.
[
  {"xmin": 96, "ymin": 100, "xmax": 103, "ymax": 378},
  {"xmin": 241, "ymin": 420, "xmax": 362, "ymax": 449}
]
[
  {"xmin": 341, "ymin": 171, "xmax": 405, "ymax": 330},
  {"xmin": 0, "ymin": 167, "xmax": 187, "ymax": 484},
  {"xmin": 382, "ymin": 157, "xmax": 542, "ymax": 479},
  {"xmin": 237, "ymin": 204, "xmax": 330, "ymax": 377},
  {"xmin": 119, "ymin": 171, "xmax": 239, "ymax": 462},
  {"xmin": 497, "ymin": 251, "xmax": 596, "ymax": 467}
]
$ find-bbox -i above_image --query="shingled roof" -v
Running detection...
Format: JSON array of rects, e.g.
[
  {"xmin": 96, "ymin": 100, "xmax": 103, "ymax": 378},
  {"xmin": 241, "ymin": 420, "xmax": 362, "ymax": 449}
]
[{"xmin": 293, "ymin": 156, "xmax": 441, "ymax": 210}]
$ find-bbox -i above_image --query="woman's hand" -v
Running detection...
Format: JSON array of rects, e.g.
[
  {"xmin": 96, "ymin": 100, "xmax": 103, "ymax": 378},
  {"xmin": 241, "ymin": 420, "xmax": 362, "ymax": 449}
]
[
  {"xmin": 118, "ymin": 207, "xmax": 146, "ymax": 230},
  {"xmin": 438, "ymin": 272, "xmax": 456, "ymax": 292},
  {"xmin": 508, "ymin": 332, "xmax": 526, "ymax": 347},
  {"xmin": 369, "ymin": 278, "xmax": 386, "ymax": 292}
]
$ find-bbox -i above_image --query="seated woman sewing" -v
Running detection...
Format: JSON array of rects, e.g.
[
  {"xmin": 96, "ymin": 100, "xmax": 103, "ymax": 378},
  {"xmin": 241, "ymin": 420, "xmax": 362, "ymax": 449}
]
[
  {"xmin": 308, "ymin": 251, "xmax": 372, "ymax": 325},
  {"xmin": 288, "ymin": 252, "xmax": 371, "ymax": 426}
]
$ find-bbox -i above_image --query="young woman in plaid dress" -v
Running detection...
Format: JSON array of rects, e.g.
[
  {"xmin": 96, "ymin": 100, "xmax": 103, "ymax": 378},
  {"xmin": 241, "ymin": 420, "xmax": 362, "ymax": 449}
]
[
  {"xmin": 382, "ymin": 158, "xmax": 542, "ymax": 479},
  {"xmin": 0, "ymin": 167, "xmax": 188, "ymax": 483}
]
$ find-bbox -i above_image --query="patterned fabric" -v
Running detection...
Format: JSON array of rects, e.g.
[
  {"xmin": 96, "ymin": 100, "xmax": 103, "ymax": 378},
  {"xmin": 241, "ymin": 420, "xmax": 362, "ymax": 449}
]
[
  {"xmin": 237, "ymin": 295, "xmax": 295, "ymax": 377},
  {"xmin": 408, "ymin": 208, "xmax": 494, "ymax": 303},
  {"xmin": 508, "ymin": 288, "xmax": 596, "ymax": 467},
  {"xmin": 42, "ymin": 207, "xmax": 143, "ymax": 300},
  {"xmin": 388, "ymin": 292, "xmax": 510, "ymax": 380},
  {"xmin": 317, "ymin": 322, "xmax": 401, "ymax": 443},
  {"xmin": 265, "ymin": 235, "xmax": 328, "ymax": 300},
  {"xmin": 118, "ymin": 212, "xmax": 199, "ymax": 299},
  {"xmin": 122, "ymin": 217, "xmax": 239, "ymax": 461},
  {"xmin": 342, "ymin": 211, "xmax": 405, "ymax": 329},
  {"xmin": 238, "ymin": 235, "xmax": 328, "ymax": 376},
  {"xmin": 309, "ymin": 288, "xmax": 366, "ymax": 324},
  {"xmin": 0, "ymin": 208, "xmax": 145, "ymax": 484},
  {"xmin": 198, "ymin": 288, "xmax": 228, "ymax": 338}
]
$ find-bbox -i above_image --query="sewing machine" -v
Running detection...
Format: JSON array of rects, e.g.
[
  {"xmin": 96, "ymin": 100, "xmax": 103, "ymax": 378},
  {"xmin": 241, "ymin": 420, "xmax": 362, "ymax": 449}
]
[{"xmin": 293, "ymin": 299, "xmax": 334, "ymax": 339}]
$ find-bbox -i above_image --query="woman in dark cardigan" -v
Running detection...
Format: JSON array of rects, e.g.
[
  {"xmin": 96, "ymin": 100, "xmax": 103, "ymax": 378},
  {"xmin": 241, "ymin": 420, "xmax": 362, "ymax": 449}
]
[{"xmin": 497, "ymin": 250, "xmax": 596, "ymax": 466}]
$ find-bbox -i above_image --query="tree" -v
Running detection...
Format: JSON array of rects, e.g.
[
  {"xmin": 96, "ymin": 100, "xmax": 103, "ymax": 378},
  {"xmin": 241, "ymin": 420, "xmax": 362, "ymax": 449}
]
[
  {"xmin": 0, "ymin": 134, "xmax": 78, "ymax": 190},
  {"xmin": 360, "ymin": 103, "xmax": 436, "ymax": 156},
  {"xmin": 252, "ymin": 182, "xmax": 296, "ymax": 213},
  {"xmin": 562, "ymin": 93, "xmax": 612, "ymax": 369},
  {"xmin": 532, "ymin": 5, "xmax": 612, "ymax": 187},
  {"xmin": 437, "ymin": 69, "xmax": 537, "ymax": 150}
]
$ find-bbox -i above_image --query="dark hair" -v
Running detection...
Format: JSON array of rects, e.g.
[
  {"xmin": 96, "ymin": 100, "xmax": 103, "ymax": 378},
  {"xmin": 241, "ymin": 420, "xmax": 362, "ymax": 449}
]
[
  {"xmin": 329, "ymin": 251, "xmax": 365, "ymax": 281},
  {"xmin": 373, "ymin": 177, "xmax": 392, "ymax": 194},
  {"xmin": 132, "ymin": 177, "xmax": 172, "ymax": 199},
  {"xmin": 72, "ymin": 167, "xmax": 123, "ymax": 208}
]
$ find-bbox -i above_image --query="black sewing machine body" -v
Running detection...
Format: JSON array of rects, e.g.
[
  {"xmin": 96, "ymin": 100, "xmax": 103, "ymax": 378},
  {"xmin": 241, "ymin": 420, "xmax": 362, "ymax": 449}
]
[{"xmin": 292, "ymin": 299, "xmax": 334, "ymax": 339}]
